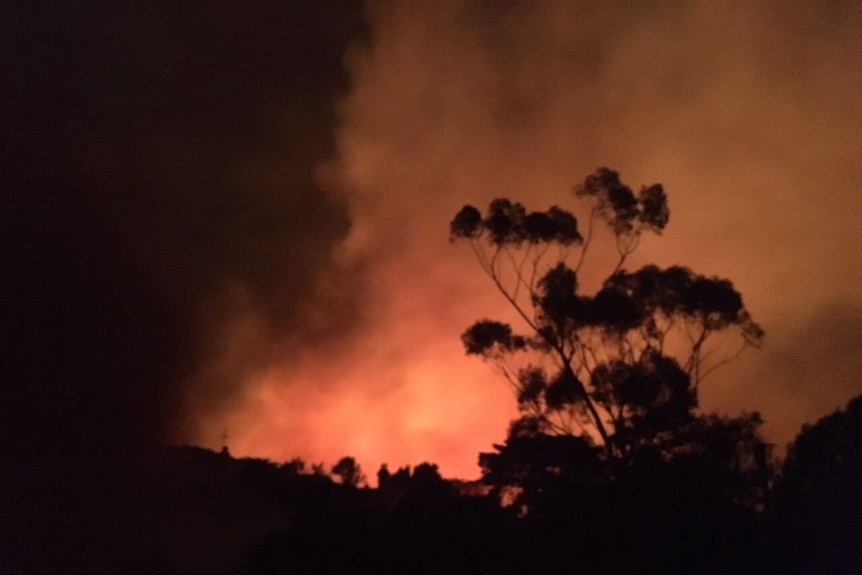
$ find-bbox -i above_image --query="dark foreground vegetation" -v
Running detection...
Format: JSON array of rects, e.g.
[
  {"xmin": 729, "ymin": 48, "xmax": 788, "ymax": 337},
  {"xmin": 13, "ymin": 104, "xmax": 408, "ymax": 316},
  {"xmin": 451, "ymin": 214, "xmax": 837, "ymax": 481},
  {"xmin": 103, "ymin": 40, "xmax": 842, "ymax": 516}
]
[{"xmin": 7, "ymin": 396, "xmax": 861, "ymax": 575}]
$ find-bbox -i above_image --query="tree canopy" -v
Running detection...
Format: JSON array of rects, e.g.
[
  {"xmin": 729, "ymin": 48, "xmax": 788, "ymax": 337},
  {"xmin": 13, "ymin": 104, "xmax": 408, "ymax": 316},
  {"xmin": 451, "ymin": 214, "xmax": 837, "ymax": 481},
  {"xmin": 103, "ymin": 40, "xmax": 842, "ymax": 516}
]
[{"xmin": 770, "ymin": 394, "xmax": 862, "ymax": 571}]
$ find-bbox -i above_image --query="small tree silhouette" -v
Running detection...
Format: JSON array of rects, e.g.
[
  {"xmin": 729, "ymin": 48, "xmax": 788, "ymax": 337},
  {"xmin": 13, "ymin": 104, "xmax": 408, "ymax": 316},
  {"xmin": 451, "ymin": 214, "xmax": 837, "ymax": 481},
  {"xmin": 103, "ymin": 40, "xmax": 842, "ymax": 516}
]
[{"xmin": 331, "ymin": 456, "xmax": 366, "ymax": 488}]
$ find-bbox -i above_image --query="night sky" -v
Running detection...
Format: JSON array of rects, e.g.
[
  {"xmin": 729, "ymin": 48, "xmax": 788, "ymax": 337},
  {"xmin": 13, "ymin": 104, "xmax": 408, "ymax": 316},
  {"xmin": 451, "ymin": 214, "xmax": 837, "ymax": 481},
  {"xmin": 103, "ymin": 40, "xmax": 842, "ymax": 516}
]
[{"xmin": 4, "ymin": 1, "xmax": 861, "ymax": 479}]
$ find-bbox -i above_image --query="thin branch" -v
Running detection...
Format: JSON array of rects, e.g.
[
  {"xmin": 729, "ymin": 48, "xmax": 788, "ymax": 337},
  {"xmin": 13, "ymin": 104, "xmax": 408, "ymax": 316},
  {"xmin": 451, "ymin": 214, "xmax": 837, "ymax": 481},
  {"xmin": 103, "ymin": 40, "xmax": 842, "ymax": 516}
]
[
  {"xmin": 574, "ymin": 209, "xmax": 596, "ymax": 274},
  {"xmin": 699, "ymin": 340, "xmax": 751, "ymax": 381}
]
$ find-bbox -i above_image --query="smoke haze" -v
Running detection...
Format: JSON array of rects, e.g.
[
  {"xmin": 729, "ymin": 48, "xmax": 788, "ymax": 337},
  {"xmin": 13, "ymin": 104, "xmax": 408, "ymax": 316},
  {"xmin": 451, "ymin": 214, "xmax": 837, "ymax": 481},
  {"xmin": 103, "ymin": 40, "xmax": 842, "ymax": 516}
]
[
  {"xmin": 237, "ymin": 0, "xmax": 862, "ymax": 476},
  {"xmin": 4, "ymin": 2, "xmax": 861, "ymax": 479}
]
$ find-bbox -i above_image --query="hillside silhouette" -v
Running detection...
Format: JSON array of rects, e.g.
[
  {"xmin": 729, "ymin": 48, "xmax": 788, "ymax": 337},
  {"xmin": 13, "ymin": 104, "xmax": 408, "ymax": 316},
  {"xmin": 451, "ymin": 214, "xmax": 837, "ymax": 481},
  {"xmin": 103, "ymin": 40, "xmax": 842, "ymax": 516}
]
[{"xmin": 5, "ymin": 398, "xmax": 860, "ymax": 575}]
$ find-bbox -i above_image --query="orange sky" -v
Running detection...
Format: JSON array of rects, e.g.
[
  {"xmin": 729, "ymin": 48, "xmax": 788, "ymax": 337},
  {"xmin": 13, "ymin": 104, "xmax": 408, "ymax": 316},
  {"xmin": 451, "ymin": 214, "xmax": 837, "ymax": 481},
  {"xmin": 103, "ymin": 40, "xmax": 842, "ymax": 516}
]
[{"xmin": 189, "ymin": 1, "xmax": 862, "ymax": 479}]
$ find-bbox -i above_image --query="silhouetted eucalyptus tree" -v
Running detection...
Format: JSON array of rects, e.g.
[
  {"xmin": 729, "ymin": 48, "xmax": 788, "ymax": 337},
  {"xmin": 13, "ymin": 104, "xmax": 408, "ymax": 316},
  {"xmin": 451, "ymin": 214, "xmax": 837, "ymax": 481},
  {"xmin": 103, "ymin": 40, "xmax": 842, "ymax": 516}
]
[{"xmin": 451, "ymin": 168, "xmax": 766, "ymax": 510}]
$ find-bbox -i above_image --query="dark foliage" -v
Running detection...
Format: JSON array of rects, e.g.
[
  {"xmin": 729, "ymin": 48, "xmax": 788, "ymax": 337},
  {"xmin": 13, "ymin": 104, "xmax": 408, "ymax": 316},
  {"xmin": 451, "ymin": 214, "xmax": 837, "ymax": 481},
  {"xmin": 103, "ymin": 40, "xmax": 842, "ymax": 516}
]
[
  {"xmin": 769, "ymin": 394, "xmax": 862, "ymax": 573},
  {"xmin": 1, "ymin": 425, "xmax": 853, "ymax": 575},
  {"xmin": 574, "ymin": 167, "xmax": 669, "ymax": 235},
  {"xmin": 461, "ymin": 319, "xmax": 527, "ymax": 356},
  {"xmin": 331, "ymin": 456, "xmax": 366, "ymax": 487},
  {"xmin": 451, "ymin": 200, "xmax": 582, "ymax": 246}
]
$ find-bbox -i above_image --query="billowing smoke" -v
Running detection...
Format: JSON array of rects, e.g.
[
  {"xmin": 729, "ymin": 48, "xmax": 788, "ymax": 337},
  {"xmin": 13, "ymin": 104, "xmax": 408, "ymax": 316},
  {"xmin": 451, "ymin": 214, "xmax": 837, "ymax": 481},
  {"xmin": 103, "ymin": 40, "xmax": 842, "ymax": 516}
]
[
  {"xmin": 220, "ymin": 0, "xmax": 862, "ymax": 476},
  {"xmin": 5, "ymin": 2, "xmax": 861, "ymax": 482},
  {"xmin": 2, "ymin": 2, "xmax": 368, "ymax": 459}
]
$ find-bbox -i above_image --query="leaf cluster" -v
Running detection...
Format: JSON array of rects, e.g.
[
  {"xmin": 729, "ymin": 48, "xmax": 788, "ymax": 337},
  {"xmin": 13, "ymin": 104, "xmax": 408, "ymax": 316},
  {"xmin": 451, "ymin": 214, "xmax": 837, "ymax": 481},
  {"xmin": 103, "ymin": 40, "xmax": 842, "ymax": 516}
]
[
  {"xmin": 451, "ymin": 200, "xmax": 581, "ymax": 246},
  {"xmin": 575, "ymin": 167, "xmax": 669, "ymax": 235}
]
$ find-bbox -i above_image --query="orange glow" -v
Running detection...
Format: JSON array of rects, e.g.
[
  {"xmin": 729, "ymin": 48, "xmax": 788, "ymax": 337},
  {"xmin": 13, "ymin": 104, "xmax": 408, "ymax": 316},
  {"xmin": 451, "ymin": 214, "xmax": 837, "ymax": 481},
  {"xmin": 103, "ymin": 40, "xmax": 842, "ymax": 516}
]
[
  {"xmin": 188, "ymin": 2, "xmax": 862, "ymax": 477},
  {"xmin": 205, "ymin": 330, "xmax": 519, "ymax": 479}
]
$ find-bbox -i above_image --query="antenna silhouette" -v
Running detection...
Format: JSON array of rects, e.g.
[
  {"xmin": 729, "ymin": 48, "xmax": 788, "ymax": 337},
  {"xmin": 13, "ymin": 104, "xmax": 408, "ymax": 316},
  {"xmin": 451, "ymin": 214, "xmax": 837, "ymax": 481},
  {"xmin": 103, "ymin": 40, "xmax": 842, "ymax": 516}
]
[{"xmin": 220, "ymin": 426, "xmax": 230, "ymax": 456}]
